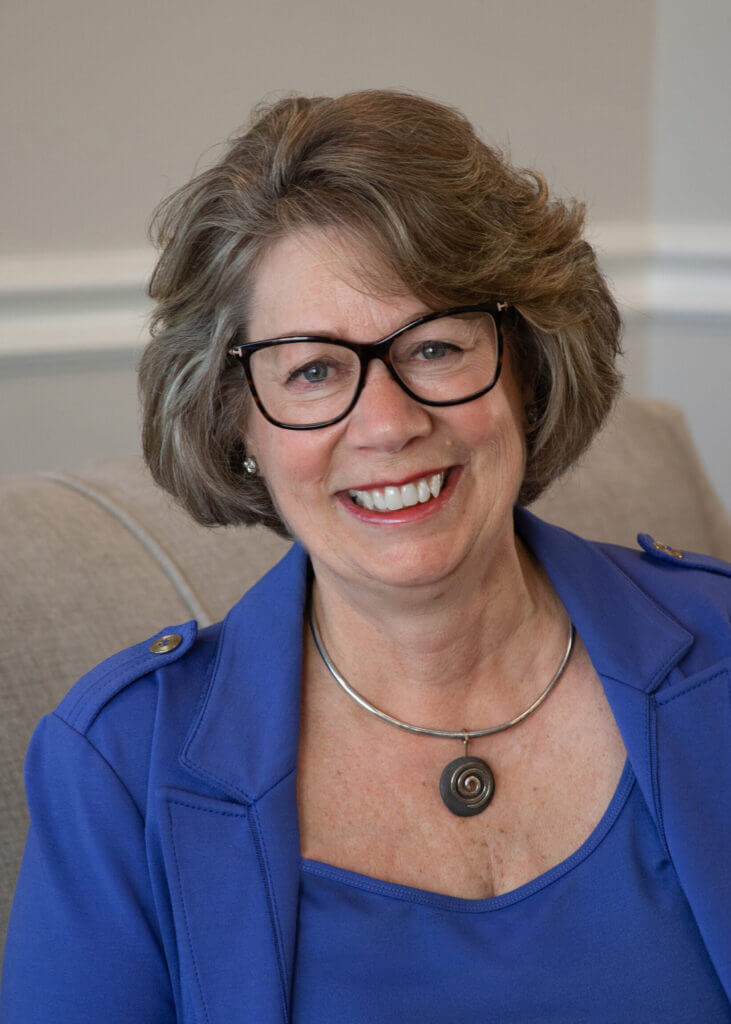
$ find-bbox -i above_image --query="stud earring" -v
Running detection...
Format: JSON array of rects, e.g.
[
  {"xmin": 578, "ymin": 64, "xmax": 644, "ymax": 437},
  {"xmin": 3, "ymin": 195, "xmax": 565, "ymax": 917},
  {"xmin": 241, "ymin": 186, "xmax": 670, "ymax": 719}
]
[
  {"xmin": 525, "ymin": 403, "xmax": 540, "ymax": 427},
  {"xmin": 243, "ymin": 455, "xmax": 258, "ymax": 476}
]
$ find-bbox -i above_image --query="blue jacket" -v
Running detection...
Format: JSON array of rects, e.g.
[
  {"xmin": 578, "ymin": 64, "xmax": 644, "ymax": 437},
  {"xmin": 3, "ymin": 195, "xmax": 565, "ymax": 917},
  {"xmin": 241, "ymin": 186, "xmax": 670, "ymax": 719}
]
[{"xmin": 2, "ymin": 506, "xmax": 729, "ymax": 1022}]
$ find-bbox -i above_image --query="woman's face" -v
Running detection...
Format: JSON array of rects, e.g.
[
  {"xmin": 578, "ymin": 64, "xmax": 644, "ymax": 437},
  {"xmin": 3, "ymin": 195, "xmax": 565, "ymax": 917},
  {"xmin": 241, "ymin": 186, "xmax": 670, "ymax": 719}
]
[{"xmin": 244, "ymin": 229, "xmax": 531, "ymax": 594}]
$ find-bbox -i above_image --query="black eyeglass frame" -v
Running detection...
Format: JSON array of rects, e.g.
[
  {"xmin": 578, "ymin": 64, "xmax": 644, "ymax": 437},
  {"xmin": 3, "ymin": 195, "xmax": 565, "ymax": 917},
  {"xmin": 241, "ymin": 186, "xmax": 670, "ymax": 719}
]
[{"xmin": 227, "ymin": 300, "xmax": 508, "ymax": 430}]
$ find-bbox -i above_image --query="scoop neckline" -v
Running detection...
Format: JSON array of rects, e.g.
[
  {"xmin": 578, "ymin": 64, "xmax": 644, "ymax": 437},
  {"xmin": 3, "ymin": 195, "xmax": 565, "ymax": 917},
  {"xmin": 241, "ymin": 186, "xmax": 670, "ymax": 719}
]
[{"xmin": 300, "ymin": 755, "xmax": 636, "ymax": 913}]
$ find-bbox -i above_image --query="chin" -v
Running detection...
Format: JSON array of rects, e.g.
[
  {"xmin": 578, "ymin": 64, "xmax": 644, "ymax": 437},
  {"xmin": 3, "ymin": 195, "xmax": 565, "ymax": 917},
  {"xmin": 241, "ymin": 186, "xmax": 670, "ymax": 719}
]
[{"xmin": 351, "ymin": 537, "xmax": 470, "ymax": 591}]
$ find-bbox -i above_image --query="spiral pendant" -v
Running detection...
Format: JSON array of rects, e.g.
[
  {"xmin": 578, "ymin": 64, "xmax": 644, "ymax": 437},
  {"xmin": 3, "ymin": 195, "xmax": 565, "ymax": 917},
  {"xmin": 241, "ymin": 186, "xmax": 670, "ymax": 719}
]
[{"xmin": 439, "ymin": 755, "xmax": 495, "ymax": 816}]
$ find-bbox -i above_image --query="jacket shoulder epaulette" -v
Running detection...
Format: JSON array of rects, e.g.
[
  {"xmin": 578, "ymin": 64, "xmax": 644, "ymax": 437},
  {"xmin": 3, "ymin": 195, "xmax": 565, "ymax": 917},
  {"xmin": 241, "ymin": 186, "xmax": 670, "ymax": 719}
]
[
  {"xmin": 636, "ymin": 533, "xmax": 731, "ymax": 578},
  {"xmin": 55, "ymin": 620, "xmax": 199, "ymax": 735}
]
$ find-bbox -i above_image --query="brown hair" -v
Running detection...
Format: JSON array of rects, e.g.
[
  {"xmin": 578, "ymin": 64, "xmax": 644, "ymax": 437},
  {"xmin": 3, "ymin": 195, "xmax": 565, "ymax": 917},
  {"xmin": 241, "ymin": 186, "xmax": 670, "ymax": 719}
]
[{"xmin": 139, "ymin": 88, "xmax": 623, "ymax": 538}]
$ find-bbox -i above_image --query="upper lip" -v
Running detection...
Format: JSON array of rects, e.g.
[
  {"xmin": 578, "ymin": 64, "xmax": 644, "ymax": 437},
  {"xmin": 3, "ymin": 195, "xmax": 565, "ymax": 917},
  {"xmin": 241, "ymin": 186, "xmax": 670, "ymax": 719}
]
[{"xmin": 342, "ymin": 466, "xmax": 452, "ymax": 492}]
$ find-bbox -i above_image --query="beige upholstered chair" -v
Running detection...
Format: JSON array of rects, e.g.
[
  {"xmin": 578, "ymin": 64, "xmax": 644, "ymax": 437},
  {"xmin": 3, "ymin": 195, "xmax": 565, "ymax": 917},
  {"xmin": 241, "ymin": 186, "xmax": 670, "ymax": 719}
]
[{"xmin": 1, "ymin": 394, "xmax": 729, "ymax": 955}]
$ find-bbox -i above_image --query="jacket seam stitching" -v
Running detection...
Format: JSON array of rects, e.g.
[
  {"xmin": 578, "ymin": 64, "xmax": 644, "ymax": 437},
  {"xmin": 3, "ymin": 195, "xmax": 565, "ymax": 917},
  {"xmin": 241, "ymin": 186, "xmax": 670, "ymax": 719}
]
[
  {"xmin": 63, "ymin": 625, "xmax": 195, "ymax": 730},
  {"xmin": 165, "ymin": 801, "xmax": 211, "ymax": 1024},
  {"xmin": 248, "ymin": 803, "xmax": 290, "ymax": 1023},
  {"xmin": 167, "ymin": 798, "xmax": 248, "ymax": 818},
  {"xmin": 177, "ymin": 641, "xmax": 223, "ymax": 765},
  {"xmin": 50, "ymin": 712, "xmax": 172, "ymax": 972},
  {"xmin": 64, "ymin": 649, "xmax": 153, "ymax": 725},
  {"xmin": 255, "ymin": 763, "xmax": 298, "ymax": 802},
  {"xmin": 655, "ymin": 668, "xmax": 728, "ymax": 706},
  {"xmin": 647, "ymin": 701, "xmax": 671, "ymax": 859}
]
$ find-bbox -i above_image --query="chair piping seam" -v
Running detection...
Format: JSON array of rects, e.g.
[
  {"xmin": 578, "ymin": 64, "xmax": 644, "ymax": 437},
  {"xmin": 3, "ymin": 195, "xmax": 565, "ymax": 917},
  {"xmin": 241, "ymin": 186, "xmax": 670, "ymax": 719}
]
[{"xmin": 40, "ymin": 471, "xmax": 213, "ymax": 627}]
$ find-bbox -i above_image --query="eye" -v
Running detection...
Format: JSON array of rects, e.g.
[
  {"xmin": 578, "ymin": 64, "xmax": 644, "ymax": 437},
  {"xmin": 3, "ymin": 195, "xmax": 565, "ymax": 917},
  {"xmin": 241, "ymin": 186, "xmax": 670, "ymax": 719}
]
[
  {"xmin": 418, "ymin": 341, "xmax": 454, "ymax": 360},
  {"xmin": 411, "ymin": 340, "xmax": 465, "ymax": 362},
  {"xmin": 289, "ymin": 360, "xmax": 331, "ymax": 384}
]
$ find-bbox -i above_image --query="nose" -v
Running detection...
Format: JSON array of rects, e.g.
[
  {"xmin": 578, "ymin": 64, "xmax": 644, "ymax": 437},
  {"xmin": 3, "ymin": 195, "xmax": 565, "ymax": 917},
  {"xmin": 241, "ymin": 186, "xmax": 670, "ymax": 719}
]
[{"xmin": 344, "ymin": 359, "xmax": 432, "ymax": 451}]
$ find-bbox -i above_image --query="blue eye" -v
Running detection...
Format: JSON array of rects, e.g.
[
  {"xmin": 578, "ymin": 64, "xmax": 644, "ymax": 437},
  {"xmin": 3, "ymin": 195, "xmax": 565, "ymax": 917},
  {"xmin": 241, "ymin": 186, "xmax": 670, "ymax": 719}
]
[
  {"xmin": 288, "ymin": 361, "xmax": 331, "ymax": 384},
  {"xmin": 420, "ymin": 342, "xmax": 449, "ymax": 360},
  {"xmin": 302, "ymin": 362, "xmax": 329, "ymax": 382},
  {"xmin": 416, "ymin": 341, "xmax": 463, "ymax": 361}
]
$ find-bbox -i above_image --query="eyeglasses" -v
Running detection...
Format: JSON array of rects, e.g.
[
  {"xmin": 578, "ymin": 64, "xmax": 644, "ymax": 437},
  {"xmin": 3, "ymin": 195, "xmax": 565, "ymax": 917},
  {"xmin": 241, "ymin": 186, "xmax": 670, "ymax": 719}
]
[{"xmin": 227, "ymin": 301, "xmax": 507, "ymax": 430}]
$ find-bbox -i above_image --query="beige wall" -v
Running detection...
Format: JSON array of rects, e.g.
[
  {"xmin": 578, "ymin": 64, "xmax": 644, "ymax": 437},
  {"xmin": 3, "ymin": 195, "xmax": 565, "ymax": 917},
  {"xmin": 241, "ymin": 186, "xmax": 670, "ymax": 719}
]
[
  {"xmin": 1, "ymin": 0, "xmax": 653, "ymax": 254},
  {"xmin": 1, "ymin": 0, "xmax": 729, "ymax": 511}
]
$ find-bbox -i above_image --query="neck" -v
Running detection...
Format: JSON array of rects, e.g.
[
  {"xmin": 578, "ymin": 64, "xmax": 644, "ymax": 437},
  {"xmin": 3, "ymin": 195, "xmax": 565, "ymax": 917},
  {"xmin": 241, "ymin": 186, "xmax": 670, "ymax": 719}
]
[{"xmin": 307, "ymin": 524, "xmax": 568, "ymax": 732}]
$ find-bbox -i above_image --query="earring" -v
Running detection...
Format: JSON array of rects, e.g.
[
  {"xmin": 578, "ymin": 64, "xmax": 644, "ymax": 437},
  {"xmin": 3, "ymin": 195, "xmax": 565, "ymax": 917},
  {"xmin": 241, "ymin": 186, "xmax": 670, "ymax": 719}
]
[{"xmin": 243, "ymin": 455, "xmax": 258, "ymax": 476}]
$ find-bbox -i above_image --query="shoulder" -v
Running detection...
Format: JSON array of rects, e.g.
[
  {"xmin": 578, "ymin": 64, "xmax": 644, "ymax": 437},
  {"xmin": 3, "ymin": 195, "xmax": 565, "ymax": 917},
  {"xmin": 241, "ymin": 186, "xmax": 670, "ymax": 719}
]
[
  {"xmin": 595, "ymin": 529, "xmax": 730, "ymax": 595},
  {"xmin": 43, "ymin": 541, "xmax": 305, "ymax": 806},
  {"xmin": 594, "ymin": 530, "xmax": 730, "ymax": 663},
  {"xmin": 54, "ymin": 620, "xmax": 207, "ymax": 733},
  {"xmin": 45, "ymin": 618, "xmax": 223, "ymax": 814}
]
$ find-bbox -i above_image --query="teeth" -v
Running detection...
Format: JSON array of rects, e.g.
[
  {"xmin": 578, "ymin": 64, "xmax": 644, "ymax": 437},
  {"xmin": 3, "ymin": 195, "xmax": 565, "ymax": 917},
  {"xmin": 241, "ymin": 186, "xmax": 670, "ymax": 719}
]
[
  {"xmin": 401, "ymin": 483, "xmax": 419, "ymax": 507},
  {"xmin": 385, "ymin": 486, "xmax": 402, "ymax": 511},
  {"xmin": 349, "ymin": 471, "xmax": 447, "ymax": 511}
]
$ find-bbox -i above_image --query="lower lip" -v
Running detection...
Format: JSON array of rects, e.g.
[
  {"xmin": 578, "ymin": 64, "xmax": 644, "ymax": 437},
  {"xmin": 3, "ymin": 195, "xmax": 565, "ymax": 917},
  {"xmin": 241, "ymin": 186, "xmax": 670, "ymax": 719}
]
[{"xmin": 336, "ymin": 467, "xmax": 462, "ymax": 525}]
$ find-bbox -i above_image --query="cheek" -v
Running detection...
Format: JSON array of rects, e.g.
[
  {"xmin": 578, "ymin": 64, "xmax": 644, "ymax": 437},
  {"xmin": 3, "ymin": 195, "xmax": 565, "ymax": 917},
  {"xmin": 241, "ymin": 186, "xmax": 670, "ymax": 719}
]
[
  {"xmin": 451, "ymin": 399, "xmax": 527, "ymax": 492},
  {"xmin": 250, "ymin": 423, "xmax": 333, "ymax": 509},
  {"xmin": 451, "ymin": 393, "xmax": 522, "ymax": 450}
]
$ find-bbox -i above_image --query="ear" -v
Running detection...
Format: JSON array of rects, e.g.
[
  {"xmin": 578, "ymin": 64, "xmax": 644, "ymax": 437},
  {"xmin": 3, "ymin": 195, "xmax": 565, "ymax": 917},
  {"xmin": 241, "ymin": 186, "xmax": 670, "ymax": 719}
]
[
  {"xmin": 239, "ymin": 414, "xmax": 258, "ymax": 463},
  {"xmin": 520, "ymin": 382, "xmax": 538, "ymax": 433}
]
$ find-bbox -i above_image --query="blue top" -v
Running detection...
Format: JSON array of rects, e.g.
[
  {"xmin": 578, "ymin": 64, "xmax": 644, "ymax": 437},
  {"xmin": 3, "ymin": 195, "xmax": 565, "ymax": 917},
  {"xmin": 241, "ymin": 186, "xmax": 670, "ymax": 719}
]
[{"xmin": 292, "ymin": 758, "xmax": 729, "ymax": 1022}]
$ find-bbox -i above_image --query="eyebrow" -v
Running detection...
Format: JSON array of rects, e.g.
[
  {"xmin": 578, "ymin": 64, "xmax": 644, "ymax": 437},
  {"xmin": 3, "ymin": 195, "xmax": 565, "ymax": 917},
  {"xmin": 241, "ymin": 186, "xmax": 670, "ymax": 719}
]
[{"xmin": 251, "ymin": 308, "xmax": 439, "ymax": 343}]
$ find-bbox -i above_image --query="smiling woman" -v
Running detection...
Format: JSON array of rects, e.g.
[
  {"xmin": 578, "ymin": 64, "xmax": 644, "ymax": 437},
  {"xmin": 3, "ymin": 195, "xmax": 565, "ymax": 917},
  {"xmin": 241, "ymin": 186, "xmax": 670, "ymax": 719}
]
[{"xmin": 2, "ymin": 89, "xmax": 729, "ymax": 1023}]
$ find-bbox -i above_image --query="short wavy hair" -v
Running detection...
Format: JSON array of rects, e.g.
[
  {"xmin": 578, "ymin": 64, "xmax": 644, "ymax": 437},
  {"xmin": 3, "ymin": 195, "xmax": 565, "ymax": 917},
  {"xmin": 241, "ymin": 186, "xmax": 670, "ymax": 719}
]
[{"xmin": 139, "ymin": 88, "xmax": 623, "ymax": 539}]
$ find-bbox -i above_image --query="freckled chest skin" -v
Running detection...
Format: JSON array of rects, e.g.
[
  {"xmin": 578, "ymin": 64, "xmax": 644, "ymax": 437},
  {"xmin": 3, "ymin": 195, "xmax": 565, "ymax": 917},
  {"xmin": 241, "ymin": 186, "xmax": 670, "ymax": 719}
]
[{"xmin": 297, "ymin": 629, "xmax": 628, "ymax": 901}]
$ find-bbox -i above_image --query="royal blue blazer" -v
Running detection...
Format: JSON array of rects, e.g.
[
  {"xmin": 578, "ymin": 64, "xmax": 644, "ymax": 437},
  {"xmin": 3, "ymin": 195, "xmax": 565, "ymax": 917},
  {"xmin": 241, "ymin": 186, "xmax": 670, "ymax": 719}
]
[{"xmin": 1, "ymin": 506, "xmax": 729, "ymax": 1022}]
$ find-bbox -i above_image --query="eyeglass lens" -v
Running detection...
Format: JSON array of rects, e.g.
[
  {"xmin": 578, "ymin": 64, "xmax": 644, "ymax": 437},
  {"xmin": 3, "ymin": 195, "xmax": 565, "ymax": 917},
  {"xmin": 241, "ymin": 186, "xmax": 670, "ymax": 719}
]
[{"xmin": 249, "ymin": 311, "xmax": 499, "ymax": 426}]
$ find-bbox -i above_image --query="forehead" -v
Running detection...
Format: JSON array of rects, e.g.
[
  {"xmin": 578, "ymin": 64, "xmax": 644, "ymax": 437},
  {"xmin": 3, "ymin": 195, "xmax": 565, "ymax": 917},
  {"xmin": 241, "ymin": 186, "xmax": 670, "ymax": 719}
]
[{"xmin": 248, "ymin": 230, "xmax": 428, "ymax": 340}]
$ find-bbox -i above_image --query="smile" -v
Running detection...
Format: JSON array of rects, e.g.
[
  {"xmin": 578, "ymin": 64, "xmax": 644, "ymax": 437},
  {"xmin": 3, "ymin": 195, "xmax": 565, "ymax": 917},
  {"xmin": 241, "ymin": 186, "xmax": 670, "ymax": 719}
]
[{"xmin": 348, "ymin": 470, "xmax": 448, "ymax": 511}]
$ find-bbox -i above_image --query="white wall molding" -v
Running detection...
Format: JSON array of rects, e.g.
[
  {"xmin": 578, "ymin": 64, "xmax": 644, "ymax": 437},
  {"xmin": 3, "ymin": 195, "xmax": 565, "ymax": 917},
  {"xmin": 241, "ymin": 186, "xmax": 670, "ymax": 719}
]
[
  {"xmin": 2, "ymin": 224, "xmax": 731, "ymax": 357},
  {"xmin": 0, "ymin": 249, "xmax": 155, "ymax": 357},
  {"xmin": 588, "ymin": 221, "xmax": 731, "ymax": 320},
  {"xmin": 0, "ymin": 249, "xmax": 155, "ymax": 294}
]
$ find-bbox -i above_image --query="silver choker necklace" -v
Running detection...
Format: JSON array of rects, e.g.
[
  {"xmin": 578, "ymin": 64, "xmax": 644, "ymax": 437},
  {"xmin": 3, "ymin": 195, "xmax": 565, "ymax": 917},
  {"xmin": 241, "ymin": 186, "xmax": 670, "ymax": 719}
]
[{"xmin": 308, "ymin": 599, "xmax": 575, "ymax": 817}]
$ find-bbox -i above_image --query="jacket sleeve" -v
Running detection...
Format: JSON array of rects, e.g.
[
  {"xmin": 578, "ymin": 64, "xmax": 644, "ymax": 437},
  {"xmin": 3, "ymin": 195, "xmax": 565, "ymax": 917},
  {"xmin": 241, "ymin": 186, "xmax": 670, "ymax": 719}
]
[{"xmin": 0, "ymin": 712, "xmax": 176, "ymax": 1023}]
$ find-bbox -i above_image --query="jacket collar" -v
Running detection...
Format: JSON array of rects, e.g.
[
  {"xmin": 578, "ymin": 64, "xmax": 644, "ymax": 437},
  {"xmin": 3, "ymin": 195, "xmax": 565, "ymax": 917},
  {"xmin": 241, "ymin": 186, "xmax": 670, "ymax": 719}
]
[{"xmin": 180, "ymin": 506, "xmax": 693, "ymax": 805}]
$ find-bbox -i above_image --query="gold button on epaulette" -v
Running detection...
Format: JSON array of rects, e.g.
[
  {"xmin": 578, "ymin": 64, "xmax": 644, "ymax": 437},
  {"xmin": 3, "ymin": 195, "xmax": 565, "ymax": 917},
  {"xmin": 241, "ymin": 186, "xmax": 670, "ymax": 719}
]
[
  {"xmin": 653, "ymin": 541, "xmax": 684, "ymax": 559},
  {"xmin": 150, "ymin": 633, "xmax": 183, "ymax": 654}
]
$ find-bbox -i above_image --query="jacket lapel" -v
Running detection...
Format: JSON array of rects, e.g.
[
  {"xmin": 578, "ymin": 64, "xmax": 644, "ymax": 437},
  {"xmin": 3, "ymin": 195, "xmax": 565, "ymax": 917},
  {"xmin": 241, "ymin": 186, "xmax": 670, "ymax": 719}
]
[
  {"xmin": 515, "ymin": 510, "xmax": 730, "ymax": 997},
  {"xmin": 653, "ymin": 662, "xmax": 731, "ymax": 999},
  {"xmin": 154, "ymin": 785, "xmax": 288, "ymax": 1023},
  {"xmin": 153, "ymin": 543, "xmax": 309, "ymax": 1023},
  {"xmin": 512, "ymin": 507, "xmax": 694, "ymax": 821},
  {"xmin": 158, "ymin": 509, "xmax": 712, "ymax": 1021}
]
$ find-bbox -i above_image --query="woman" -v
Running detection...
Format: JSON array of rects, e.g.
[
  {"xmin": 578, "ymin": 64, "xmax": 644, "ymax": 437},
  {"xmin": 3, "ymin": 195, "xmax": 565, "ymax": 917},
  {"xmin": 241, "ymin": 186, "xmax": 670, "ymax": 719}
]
[{"xmin": 2, "ymin": 90, "xmax": 729, "ymax": 1022}]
